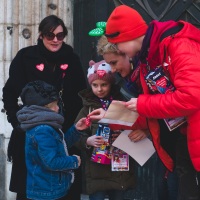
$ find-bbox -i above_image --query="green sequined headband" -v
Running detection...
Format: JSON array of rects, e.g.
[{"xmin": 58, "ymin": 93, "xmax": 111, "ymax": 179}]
[{"xmin": 88, "ymin": 21, "xmax": 107, "ymax": 36}]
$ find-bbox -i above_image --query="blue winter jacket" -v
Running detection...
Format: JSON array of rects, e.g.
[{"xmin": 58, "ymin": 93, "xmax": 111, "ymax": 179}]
[{"xmin": 25, "ymin": 124, "xmax": 81, "ymax": 200}]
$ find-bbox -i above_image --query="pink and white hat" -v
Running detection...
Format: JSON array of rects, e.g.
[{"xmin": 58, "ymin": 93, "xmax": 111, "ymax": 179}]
[{"xmin": 87, "ymin": 60, "xmax": 115, "ymax": 84}]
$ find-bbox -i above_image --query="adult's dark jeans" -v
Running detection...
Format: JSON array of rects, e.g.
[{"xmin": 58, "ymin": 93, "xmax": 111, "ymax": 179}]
[
  {"xmin": 176, "ymin": 134, "xmax": 200, "ymax": 200},
  {"xmin": 8, "ymin": 128, "xmax": 27, "ymax": 200},
  {"xmin": 157, "ymin": 156, "xmax": 179, "ymax": 200}
]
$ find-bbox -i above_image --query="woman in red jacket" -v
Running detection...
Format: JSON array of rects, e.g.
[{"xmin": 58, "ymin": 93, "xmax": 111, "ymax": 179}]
[
  {"xmin": 96, "ymin": 35, "xmax": 179, "ymax": 200},
  {"xmin": 91, "ymin": 5, "xmax": 200, "ymax": 200}
]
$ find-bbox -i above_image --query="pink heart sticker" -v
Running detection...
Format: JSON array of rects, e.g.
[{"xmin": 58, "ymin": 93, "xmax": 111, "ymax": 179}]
[
  {"xmin": 36, "ymin": 64, "xmax": 44, "ymax": 71},
  {"xmin": 60, "ymin": 64, "xmax": 68, "ymax": 70},
  {"xmin": 97, "ymin": 70, "xmax": 106, "ymax": 78}
]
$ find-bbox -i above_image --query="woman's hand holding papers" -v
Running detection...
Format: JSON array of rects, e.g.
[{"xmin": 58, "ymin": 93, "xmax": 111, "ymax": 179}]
[
  {"xmin": 88, "ymin": 108, "xmax": 106, "ymax": 120},
  {"xmin": 125, "ymin": 98, "xmax": 138, "ymax": 112},
  {"xmin": 128, "ymin": 129, "xmax": 149, "ymax": 142}
]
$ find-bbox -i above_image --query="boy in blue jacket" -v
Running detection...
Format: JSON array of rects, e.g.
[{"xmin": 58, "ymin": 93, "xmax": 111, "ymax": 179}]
[{"xmin": 17, "ymin": 80, "xmax": 88, "ymax": 200}]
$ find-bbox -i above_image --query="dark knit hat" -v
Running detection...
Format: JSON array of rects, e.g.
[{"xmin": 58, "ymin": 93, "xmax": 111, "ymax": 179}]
[
  {"xmin": 87, "ymin": 60, "xmax": 115, "ymax": 85},
  {"xmin": 105, "ymin": 5, "xmax": 148, "ymax": 43},
  {"xmin": 21, "ymin": 80, "xmax": 59, "ymax": 106}
]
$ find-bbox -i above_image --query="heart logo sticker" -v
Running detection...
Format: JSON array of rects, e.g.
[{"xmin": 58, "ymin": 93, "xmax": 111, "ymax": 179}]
[
  {"xmin": 97, "ymin": 70, "xmax": 106, "ymax": 78},
  {"xmin": 36, "ymin": 64, "xmax": 44, "ymax": 71},
  {"xmin": 60, "ymin": 64, "xmax": 68, "ymax": 70}
]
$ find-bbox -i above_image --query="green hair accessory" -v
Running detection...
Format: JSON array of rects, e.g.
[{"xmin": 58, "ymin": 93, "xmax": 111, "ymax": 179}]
[{"xmin": 88, "ymin": 21, "xmax": 107, "ymax": 36}]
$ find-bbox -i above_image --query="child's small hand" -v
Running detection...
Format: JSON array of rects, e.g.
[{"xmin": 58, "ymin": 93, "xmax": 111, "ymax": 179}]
[
  {"xmin": 85, "ymin": 116, "xmax": 91, "ymax": 126},
  {"xmin": 86, "ymin": 135, "xmax": 104, "ymax": 148},
  {"xmin": 75, "ymin": 118, "xmax": 88, "ymax": 130},
  {"xmin": 73, "ymin": 154, "xmax": 81, "ymax": 167}
]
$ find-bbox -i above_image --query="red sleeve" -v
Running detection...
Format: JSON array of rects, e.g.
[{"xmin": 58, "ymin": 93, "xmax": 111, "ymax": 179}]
[{"xmin": 138, "ymin": 38, "xmax": 200, "ymax": 119}]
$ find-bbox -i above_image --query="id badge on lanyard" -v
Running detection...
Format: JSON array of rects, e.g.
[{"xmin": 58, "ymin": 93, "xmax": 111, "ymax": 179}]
[
  {"xmin": 145, "ymin": 67, "xmax": 174, "ymax": 94},
  {"xmin": 145, "ymin": 66, "xmax": 186, "ymax": 131}
]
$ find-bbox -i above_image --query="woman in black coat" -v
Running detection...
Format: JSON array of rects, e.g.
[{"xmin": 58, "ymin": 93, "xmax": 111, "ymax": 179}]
[{"xmin": 2, "ymin": 15, "xmax": 86, "ymax": 200}]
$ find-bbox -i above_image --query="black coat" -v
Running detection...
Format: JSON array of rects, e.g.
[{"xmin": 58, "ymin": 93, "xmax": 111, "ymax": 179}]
[{"xmin": 2, "ymin": 40, "xmax": 87, "ymax": 194}]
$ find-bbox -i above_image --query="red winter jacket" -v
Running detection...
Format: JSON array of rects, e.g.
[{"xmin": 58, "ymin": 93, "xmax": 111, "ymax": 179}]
[{"xmin": 137, "ymin": 20, "xmax": 200, "ymax": 171}]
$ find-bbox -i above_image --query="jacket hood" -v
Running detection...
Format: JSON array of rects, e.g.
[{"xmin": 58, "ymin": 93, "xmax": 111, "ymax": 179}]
[
  {"xmin": 147, "ymin": 20, "xmax": 179, "ymax": 68},
  {"xmin": 173, "ymin": 20, "xmax": 200, "ymax": 43},
  {"xmin": 148, "ymin": 20, "xmax": 200, "ymax": 68}
]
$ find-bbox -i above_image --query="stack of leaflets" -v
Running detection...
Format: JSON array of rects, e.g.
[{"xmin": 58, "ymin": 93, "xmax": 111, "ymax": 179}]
[
  {"xmin": 98, "ymin": 100, "xmax": 138, "ymax": 126},
  {"xmin": 91, "ymin": 124, "xmax": 130, "ymax": 171}
]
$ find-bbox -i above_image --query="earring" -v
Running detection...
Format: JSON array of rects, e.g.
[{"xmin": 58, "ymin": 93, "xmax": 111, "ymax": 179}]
[{"xmin": 131, "ymin": 62, "xmax": 134, "ymax": 70}]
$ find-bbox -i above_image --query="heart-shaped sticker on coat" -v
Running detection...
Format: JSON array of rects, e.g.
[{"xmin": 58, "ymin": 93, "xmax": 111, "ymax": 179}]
[{"xmin": 36, "ymin": 63, "xmax": 44, "ymax": 71}]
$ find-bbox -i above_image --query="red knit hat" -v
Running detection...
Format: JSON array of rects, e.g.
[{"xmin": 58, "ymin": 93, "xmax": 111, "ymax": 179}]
[
  {"xmin": 105, "ymin": 5, "xmax": 148, "ymax": 43},
  {"xmin": 87, "ymin": 60, "xmax": 115, "ymax": 85}
]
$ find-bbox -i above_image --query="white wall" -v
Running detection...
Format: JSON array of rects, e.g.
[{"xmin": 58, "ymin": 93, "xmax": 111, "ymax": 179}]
[{"xmin": 0, "ymin": 1, "xmax": 74, "ymax": 199}]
